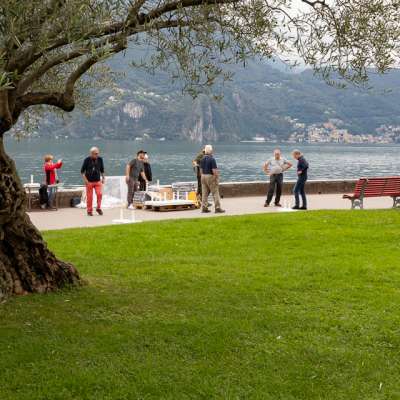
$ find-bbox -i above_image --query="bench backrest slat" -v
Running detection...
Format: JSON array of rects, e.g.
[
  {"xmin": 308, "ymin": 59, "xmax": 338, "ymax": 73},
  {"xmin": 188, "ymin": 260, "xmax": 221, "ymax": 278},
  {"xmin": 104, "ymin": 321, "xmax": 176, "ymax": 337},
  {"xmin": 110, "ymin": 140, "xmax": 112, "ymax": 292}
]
[
  {"xmin": 382, "ymin": 179, "xmax": 400, "ymax": 195},
  {"xmin": 358, "ymin": 176, "xmax": 400, "ymax": 198},
  {"xmin": 353, "ymin": 178, "xmax": 367, "ymax": 196}
]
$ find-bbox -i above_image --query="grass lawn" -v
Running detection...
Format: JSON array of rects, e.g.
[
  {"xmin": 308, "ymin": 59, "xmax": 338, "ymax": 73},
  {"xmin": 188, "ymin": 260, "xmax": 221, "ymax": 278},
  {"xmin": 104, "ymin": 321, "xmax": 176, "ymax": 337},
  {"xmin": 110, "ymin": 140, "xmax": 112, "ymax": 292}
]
[{"xmin": 1, "ymin": 210, "xmax": 400, "ymax": 399}]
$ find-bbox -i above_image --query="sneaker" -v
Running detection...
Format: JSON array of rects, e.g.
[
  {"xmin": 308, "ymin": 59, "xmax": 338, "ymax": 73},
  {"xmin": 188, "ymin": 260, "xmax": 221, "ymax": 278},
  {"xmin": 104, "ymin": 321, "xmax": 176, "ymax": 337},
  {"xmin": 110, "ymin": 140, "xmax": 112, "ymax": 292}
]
[
  {"xmin": 275, "ymin": 203, "xmax": 282, "ymax": 207},
  {"xmin": 215, "ymin": 208, "xmax": 226, "ymax": 214},
  {"xmin": 299, "ymin": 206, "xmax": 308, "ymax": 210},
  {"xmin": 202, "ymin": 208, "xmax": 211, "ymax": 213},
  {"xmin": 96, "ymin": 208, "xmax": 103, "ymax": 215},
  {"xmin": 292, "ymin": 206, "xmax": 300, "ymax": 210},
  {"xmin": 127, "ymin": 204, "xmax": 135, "ymax": 210},
  {"xmin": 264, "ymin": 203, "xmax": 270, "ymax": 207},
  {"xmin": 87, "ymin": 211, "xmax": 93, "ymax": 216}
]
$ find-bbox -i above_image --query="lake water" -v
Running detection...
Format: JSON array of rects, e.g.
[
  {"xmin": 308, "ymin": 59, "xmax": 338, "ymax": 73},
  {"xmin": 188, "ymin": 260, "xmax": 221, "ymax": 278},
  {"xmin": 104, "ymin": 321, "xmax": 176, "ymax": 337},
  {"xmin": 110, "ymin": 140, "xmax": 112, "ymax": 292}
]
[{"xmin": 5, "ymin": 138, "xmax": 400, "ymax": 185}]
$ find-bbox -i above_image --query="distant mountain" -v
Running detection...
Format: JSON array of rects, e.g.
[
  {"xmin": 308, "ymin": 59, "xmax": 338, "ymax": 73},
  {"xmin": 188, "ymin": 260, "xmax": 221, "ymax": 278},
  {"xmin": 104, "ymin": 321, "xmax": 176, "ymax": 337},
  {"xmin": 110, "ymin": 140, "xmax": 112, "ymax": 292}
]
[{"xmin": 34, "ymin": 50, "xmax": 400, "ymax": 142}]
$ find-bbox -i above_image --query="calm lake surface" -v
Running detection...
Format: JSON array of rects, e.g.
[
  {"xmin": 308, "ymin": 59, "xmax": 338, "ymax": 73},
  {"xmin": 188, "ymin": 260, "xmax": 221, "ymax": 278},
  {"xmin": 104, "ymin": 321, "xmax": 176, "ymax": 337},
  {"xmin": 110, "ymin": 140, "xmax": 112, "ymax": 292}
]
[{"xmin": 5, "ymin": 138, "xmax": 400, "ymax": 185}]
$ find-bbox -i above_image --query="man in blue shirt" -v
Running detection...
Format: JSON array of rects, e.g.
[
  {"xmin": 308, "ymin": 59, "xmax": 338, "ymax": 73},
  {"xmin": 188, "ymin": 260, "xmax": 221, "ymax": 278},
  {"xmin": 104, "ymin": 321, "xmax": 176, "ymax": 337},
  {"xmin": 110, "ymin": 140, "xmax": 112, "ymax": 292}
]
[
  {"xmin": 200, "ymin": 145, "xmax": 225, "ymax": 213},
  {"xmin": 292, "ymin": 149, "xmax": 309, "ymax": 210}
]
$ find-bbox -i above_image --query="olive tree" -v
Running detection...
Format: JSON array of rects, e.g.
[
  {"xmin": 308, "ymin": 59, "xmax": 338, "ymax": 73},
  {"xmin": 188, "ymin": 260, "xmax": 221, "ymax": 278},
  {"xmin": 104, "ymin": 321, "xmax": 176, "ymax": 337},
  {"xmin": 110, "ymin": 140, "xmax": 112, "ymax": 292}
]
[{"xmin": 0, "ymin": 0, "xmax": 398, "ymax": 299}]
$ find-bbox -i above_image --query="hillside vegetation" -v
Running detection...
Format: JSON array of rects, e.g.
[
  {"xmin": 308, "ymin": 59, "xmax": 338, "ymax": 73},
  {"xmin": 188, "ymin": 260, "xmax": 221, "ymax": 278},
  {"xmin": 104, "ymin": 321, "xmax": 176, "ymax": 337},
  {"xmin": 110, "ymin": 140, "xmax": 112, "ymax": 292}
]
[{"xmin": 36, "ymin": 51, "xmax": 400, "ymax": 142}]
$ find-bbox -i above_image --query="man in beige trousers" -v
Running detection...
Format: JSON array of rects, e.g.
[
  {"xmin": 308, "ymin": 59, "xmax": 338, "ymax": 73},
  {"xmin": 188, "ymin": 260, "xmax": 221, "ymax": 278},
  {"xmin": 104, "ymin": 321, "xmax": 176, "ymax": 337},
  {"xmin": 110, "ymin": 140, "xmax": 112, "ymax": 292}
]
[{"xmin": 200, "ymin": 145, "xmax": 225, "ymax": 214}]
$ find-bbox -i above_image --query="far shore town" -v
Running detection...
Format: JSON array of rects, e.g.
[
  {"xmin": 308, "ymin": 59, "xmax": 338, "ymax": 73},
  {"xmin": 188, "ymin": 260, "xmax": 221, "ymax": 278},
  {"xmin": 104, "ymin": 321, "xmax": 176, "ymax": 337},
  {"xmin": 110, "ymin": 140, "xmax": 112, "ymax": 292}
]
[
  {"xmin": 241, "ymin": 118, "xmax": 400, "ymax": 144},
  {"xmin": 261, "ymin": 118, "xmax": 400, "ymax": 144}
]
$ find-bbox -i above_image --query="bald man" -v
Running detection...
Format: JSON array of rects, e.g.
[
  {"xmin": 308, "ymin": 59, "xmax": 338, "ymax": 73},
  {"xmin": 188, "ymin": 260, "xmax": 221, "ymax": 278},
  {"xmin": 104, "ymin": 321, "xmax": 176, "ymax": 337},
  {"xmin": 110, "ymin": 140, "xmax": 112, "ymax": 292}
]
[{"xmin": 81, "ymin": 147, "xmax": 105, "ymax": 216}]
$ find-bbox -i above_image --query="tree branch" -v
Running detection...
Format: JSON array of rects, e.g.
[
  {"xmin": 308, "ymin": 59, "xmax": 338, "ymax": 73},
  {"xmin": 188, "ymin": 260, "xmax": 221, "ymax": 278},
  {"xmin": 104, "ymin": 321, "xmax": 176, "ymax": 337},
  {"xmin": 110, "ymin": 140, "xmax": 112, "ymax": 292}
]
[
  {"xmin": 65, "ymin": 57, "xmax": 101, "ymax": 96},
  {"xmin": 128, "ymin": 0, "xmax": 148, "ymax": 22},
  {"xmin": 15, "ymin": 40, "xmax": 128, "ymax": 118},
  {"xmin": 17, "ymin": 49, "xmax": 88, "ymax": 96},
  {"xmin": 17, "ymin": 92, "xmax": 74, "ymax": 111},
  {"xmin": 301, "ymin": 0, "xmax": 327, "ymax": 8},
  {"xmin": 0, "ymin": 91, "xmax": 13, "ymax": 134},
  {"xmin": 17, "ymin": 27, "xmax": 133, "ymax": 96},
  {"xmin": 145, "ymin": 0, "xmax": 237, "ymax": 22}
]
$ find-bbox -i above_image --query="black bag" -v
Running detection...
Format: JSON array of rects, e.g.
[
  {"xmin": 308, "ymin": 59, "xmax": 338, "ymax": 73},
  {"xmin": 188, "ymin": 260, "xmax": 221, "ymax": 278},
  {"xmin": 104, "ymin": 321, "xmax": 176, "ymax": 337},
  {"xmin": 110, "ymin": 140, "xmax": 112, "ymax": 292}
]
[
  {"xmin": 39, "ymin": 184, "xmax": 49, "ymax": 205},
  {"xmin": 70, "ymin": 197, "xmax": 81, "ymax": 207}
]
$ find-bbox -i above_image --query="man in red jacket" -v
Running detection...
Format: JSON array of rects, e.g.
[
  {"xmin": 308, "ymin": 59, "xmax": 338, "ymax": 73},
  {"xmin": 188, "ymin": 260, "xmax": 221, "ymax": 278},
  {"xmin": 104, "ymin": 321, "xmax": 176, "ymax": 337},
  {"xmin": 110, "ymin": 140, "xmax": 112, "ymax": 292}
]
[{"xmin": 43, "ymin": 154, "xmax": 62, "ymax": 209}]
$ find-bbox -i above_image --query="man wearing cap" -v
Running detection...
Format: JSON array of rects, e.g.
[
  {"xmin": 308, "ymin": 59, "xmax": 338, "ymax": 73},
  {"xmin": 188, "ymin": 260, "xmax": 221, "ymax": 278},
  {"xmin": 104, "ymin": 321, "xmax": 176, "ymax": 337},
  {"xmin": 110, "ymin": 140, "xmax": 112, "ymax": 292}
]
[
  {"xmin": 126, "ymin": 150, "xmax": 148, "ymax": 209},
  {"xmin": 200, "ymin": 145, "xmax": 225, "ymax": 214}
]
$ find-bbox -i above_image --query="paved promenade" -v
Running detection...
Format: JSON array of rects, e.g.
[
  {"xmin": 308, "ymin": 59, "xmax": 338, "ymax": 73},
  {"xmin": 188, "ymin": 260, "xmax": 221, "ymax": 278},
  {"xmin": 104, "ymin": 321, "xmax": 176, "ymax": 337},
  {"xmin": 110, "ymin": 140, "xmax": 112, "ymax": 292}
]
[{"xmin": 28, "ymin": 194, "xmax": 393, "ymax": 231}]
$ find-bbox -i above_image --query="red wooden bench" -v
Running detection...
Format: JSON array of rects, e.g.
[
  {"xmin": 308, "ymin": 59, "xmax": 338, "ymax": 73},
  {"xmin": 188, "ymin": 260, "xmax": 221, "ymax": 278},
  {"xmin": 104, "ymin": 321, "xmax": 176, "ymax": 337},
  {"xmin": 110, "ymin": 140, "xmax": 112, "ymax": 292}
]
[{"xmin": 343, "ymin": 176, "xmax": 400, "ymax": 209}]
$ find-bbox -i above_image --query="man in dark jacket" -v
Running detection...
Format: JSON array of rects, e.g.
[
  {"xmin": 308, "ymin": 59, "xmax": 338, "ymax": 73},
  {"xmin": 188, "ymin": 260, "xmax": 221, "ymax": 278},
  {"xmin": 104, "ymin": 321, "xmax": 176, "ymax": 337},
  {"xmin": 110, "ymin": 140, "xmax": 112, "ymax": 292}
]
[
  {"xmin": 81, "ymin": 146, "xmax": 105, "ymax": 216},
  {"xmin": 139, "ymin": 152, "xmax": 152, "ymax": 191},
  {"xmin": 192, "ymin": 148, "xmax": 205, "ymax": 198},
  {"xmin": 292, "ymin": 149, "xmax": 309, "ymax": 210}
]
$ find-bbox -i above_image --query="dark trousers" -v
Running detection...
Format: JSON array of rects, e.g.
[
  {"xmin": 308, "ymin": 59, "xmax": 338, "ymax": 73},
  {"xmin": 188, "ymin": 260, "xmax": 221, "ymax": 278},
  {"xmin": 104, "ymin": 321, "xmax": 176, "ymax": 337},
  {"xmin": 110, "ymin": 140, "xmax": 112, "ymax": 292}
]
[
  {"xmin": 294, "ymin": 176, "xmax": 307, "ymax": 208},
  {"xmin": 196, "ymin": 168, "xmax": 202, "ymax": 196},
  {"xmin": 266, "ymin": 173, "xmax": 283, "ymax": 205},
  {"xmin": 139, "ymin": 179, "xmax": 148, "ymax": 191}
]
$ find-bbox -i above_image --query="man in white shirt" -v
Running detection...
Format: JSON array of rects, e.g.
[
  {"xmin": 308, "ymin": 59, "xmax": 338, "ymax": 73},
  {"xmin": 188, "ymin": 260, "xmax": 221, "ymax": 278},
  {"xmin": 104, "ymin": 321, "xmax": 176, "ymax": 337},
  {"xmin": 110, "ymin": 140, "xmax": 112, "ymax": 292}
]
[{"xmin": 263, "ymin": 149, "xmax": 292, "ymax": 207}]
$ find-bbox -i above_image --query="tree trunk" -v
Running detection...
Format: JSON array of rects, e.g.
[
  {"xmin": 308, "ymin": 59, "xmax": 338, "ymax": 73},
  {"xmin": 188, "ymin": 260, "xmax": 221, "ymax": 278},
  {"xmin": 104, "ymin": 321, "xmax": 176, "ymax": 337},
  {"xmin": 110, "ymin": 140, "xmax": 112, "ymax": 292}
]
[{"xmin": 0, "ymin": 135, "xmax": 80, "ymax": 300}]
